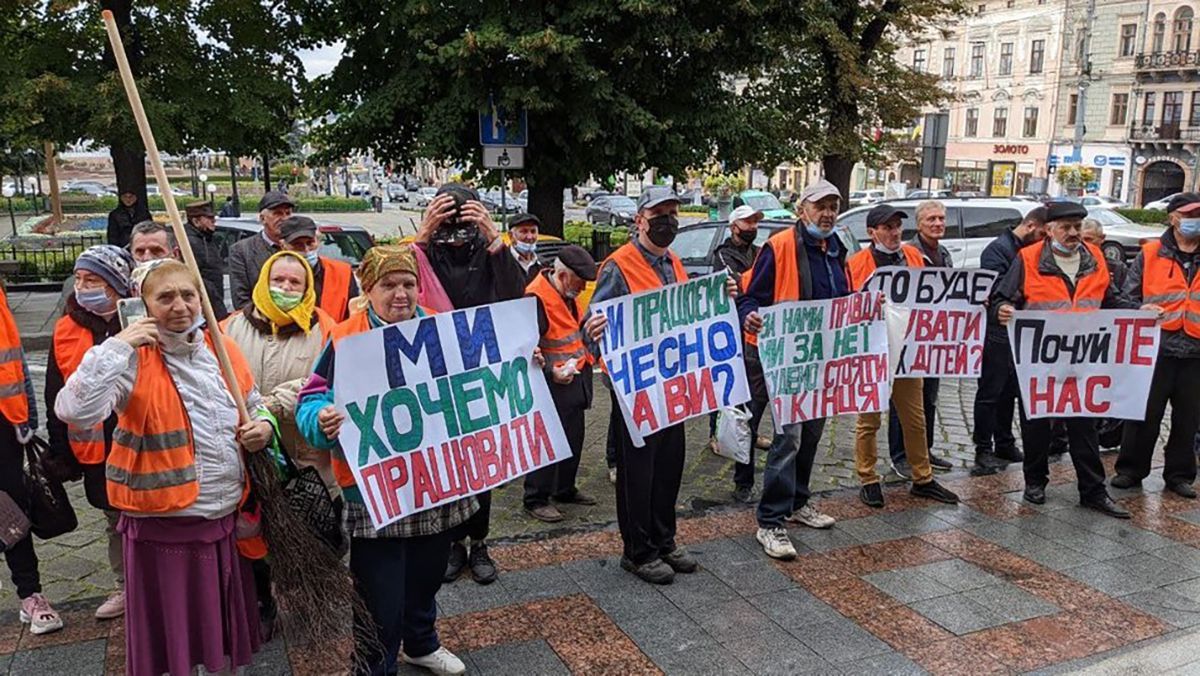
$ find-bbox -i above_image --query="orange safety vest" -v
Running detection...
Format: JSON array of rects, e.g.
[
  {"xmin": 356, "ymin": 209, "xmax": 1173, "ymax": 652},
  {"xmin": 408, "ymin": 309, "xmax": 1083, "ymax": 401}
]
[
  {"xmin": 106, "ymin": 334, "xmax": 257, "ymax": 513},
  {"xmin": 598, "ymin": 242, "xmax": 689, "ymax": 294},
  {"xmin": 0, "ymin": 287, "xmax": 28, "ymax": 426},
  {"xmin": 745, "ymin": 228, "xmax": 803, "ymax": 348},
  {"xmin": 846, "ymin": 244, "xmax": 925, "ymax": 292},
  {"xmin": 1019, "ymin": 240, "xmax": 1109, "ymax": 312},
  {"xmin": 1141, "ymin": 239, "xmax": 1200, "ymax": 338},
  {"xmin": 318, "ymin": 257, "xmax": 354, "ymax": 323},
  {"xmin": 52, "ymin": 316, "xmax": 106, "ymax": 464},
  {"xmin": 526, "ymin": 273, "xmax": 589, "ymax": 371}
]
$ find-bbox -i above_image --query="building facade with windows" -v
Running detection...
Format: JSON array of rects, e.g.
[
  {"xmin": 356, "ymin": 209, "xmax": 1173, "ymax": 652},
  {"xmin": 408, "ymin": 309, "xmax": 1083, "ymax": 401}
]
[{"xmin": 897, "ymin": 0, "xmax": 1069, "ymax": 197}]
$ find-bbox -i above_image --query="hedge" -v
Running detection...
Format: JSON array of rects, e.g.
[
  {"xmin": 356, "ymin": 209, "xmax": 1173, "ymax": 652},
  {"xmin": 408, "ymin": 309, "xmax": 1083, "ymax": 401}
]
[
  {"xmin": 1114, "ymin": 208, "xmax": 1168, "ymax": 224},
  {"xmin": 679, "ymin": 205, "xmax": 708, "ymax": 213},
  {"xmin": 57, "ymin": 194, "xmax": 370, "ymax": 214}
]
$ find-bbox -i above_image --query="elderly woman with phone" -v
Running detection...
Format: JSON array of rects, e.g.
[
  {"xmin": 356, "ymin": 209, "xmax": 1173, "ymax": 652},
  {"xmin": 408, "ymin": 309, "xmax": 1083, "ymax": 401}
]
[{"xmin": 55, "ymin": 259, "xmax": 275, "ymax": 676}]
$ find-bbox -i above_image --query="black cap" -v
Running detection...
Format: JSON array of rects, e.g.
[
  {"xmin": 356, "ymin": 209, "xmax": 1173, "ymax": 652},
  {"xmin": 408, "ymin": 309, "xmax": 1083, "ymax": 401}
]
[
  {"xmin": 866, "ymin": 204, "xmax": 906, "ymax": 228},
  {"xmin": 556, "ymin": 244, "xmax": 598, "ymax": 281},
  {"xmin": 435, "ymin": 183, "xmax": 479, "ymax": 206},
  {"xmin": 257, "ymin": 190, "xmax": 296, "ymax": 212},
  {"xmin": 1044, "ymin": 201, "xmax": 1088, "ymax": 222},
  {"xmin": 509, "ymin": 212, "xmax": 541, "ymax": 229},
  {"xmin": 1167, "ymin": 192, "xmax": 1200, "ymax": 214},
  {"xmin": 184, "ymin": 200, "xmax": 213, "ymax": 218},
  {"xmin": 278, "ymin": 215, "xmax": 318, "ymax": 243}
]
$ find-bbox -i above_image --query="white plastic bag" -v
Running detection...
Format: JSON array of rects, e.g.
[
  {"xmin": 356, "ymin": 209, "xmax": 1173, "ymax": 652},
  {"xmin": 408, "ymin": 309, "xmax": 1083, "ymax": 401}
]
[{"xmin": 714, "ymin": 407, "xmax": 752, "ymax": 464}]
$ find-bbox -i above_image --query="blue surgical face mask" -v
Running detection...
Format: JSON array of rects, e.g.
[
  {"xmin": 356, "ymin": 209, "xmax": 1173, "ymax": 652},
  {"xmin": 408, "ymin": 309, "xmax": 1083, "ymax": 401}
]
[
  {"xmin": 1051, "ymin": 239, "xmax": 1080, "ymax": 255},
  {"xmin": 304, "ymin": 250, "xmax": 320, "ymax": 266},
  {"xmin": 1180, "ymin": 218, "xmax": 1200, "ymax": 238},
  {"xmin": 75, "ymin": 287, "xmax": 116, "ymax": 316},
  {"xmin": 514, "ymin": 240, "xmax": 538, "ymax": 256},
  {"xmin": 805, "ymin": 224, "xmax": 835, "ymax": 240}
]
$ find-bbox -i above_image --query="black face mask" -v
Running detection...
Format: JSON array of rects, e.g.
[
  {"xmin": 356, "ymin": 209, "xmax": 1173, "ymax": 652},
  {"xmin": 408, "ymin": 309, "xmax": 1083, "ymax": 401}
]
[
  {"xmin": 737, "ymin": 228, "xmax": 758, "ymax": 245},
  {"xmin": 646, "ymin": 214, "xmax": 679, "ymax": 248}
]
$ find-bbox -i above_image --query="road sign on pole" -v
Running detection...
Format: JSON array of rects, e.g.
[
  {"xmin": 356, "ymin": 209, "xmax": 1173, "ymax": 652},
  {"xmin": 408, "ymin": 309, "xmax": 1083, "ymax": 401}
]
[
  {"xmin": 479, "ymin": 102, "xmax": 528, "ymax": 147},
  {"xmin": 483, "ymin": 146, "xmax": 525, "ymax": 169}
]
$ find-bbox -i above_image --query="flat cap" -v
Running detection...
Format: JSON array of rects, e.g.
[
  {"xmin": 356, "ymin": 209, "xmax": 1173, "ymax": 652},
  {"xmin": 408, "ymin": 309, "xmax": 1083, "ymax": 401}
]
[
  {"xmin": 866, "ymin": 204, "xmax": 906, "ymax": 228},
  {"xmin": 800, "ymin": 180, "xmax": 841, "ymax": 204},
  {"xmin": 257, "ymin": 190, "xmax": 296, "ymax": 212},
  {"xmin": 637, "ymin": 186, "xmax": 681, "ymax": 211},
  {"xmin": 184, "ymin": 200, "xmax": 213, "ymax": 218},
  {"xmin": 509, "ymin": 212, "xmax": 541, "ymax": 229},
  {"xmin": 1167, "ymin": 192, "xmax": 1200, "ymax": 214},
  {"xmin": 278, "ymin": 215, "xmax": 318, "ymax": 243},
  {"xmin": 1044, "ymin": 201, "xmax": 1088, "ymax": 221},
  {"xmin": 556, "ymin": 244, "xmax": 597, "ymax": 281}
]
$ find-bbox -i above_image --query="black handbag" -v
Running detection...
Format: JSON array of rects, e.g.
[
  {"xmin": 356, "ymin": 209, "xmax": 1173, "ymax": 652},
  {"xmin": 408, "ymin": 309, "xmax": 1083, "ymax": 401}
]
[
  {"xmin": 278, "ymin": 449, "xmax": 345, "ymax": 556},
  {"xmin": 23, "ymin": 436, "xmax": 78, "ymax": 540}
]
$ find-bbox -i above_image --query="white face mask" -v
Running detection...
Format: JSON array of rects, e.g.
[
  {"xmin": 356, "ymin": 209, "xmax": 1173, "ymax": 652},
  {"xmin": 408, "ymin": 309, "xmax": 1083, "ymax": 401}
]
[
  {"xmin": 157, "ymin": 314, "xmax": 205, "ymax": 352},
  {"xmin": 874, "ymin": 242, "xmax": 901, "ymax": 255}
]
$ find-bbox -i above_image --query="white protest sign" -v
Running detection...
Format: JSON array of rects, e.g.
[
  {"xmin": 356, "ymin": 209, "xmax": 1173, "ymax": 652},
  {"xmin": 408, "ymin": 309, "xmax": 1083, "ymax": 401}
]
[
  {"xmin": 757, "ymin": 291, "xmax": 891, "ymax": 431},
  {"xmin": 334, "ymin": 297, "xmax": 572, "ymax": 530},
  {"xmin": 592, "ymin": 272, "xmax": 750, "ymax": 447},
  {"xmin": 862, "ymin": 266, "xmax": 997, "ymax": 378},
  {"xmin": 1008, "ymin": 310, "xmax": 1160, "ymax": 420}
]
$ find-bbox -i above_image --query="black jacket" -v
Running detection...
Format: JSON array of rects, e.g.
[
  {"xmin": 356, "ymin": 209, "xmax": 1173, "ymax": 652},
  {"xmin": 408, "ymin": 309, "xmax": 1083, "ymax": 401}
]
[
  {"xmin": 980, "ymin": 229, "xmax": 1025, "ymax": 344},
  {"xmin": 185, "ymin": 222, "xmax": 229, "ymax": 320},
  {"xmin": 712, "ymin": 236, "xmax": 759, "ymax": 277},
  {"xmin": 908, "ymin": 234, "xmax": 953, "ymax": 268},
  {"xmin": 1123, "ymin": 230, "xmax": 1200, "ymax": 359},
  {"xmin": 419, "ymin": 236, "xmax": 527, "ymax": 310},
  {"xmin": 991, "ymin": 240, "xmax": 1136, "ymax": 320},
  {"xmin": 106, "ymin": 204, "xmax": 151, "ymax": 248}
]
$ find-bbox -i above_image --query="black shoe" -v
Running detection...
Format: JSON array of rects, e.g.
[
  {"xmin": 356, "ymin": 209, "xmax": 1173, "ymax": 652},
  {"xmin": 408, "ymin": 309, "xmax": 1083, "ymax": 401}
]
[
  {"xmin": 996, "ymin": 446, "xmax": 1024, "ymax": 463},
  {"xmin": 1082, "ymin": 495, "xmax": 1131, "ymax": 519},
  {"xmin": 469, "ymin": 542, "xmax": 498, "ymax": 584},
  {"xmin": 890, "ymin": 457, "xmax": 912, "ymax": 480},
  {"xmin": 1168, "ymin": 482, "xmax": 1198, "ymax": 499},
  {"xmin": 620, "ymin": 556, "xmax": 675, "ymax": 585},
  {"xmin": 928, "ymin": 454, "xmax": 953, "ymax": 471},
  {"xmin": 970, "ymin": 451, "xmax": 1004, "ymax": 477},
  {"xmin": 732, "ymin": 486, "xmax": 755, "ymax": 504},
  {"xmin": 554, "ymin": 490, "xmax": 598, "ymax": 506},
  {"xmin": 444, "ymin": 541, "xmax": 468, "ymax": 582},
  {"xmin": 1109, "ymin": 474, "xmax": 1141, "ymax": 490},
  {"xmin": 911, "ymin": 479, "xmax": 960, "ymax": 504},
  {"xmin": 662, "ymin": 548, "xmax": 698, "ymax": 574},
  {"xmin": 860, "ymin": 483, "xmax": 885, "ymax": 508},
  {"xmin": 1023, "ymin": 484, "xmax": 1046, "ymax": 505}
]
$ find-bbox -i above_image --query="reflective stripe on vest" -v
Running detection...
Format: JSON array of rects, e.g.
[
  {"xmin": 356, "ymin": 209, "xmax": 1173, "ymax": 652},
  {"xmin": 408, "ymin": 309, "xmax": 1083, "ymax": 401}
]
[
  {"xmin": 106, "ymin": 334, "xmax": 256, "ymax": 513},
  {"xmin": 1142, "ymin": 239, "xmax": 1200, "ymax": 339},
  {"xmin": 1019, "ymin": 240, "xmax": 1110, "ymax": 313},
  {"xmin": 0, "ymin": 287, "xmax": 28, "ymax": 425},
  {"xmin": 53, "ymin": 316, "xmax": 107, "ymax": 463},
  {"xmin": 319, "ymin": 257, "xmax": 354, "ymax": 323},
  {"xmin": 526, "ymin": 273, "xmax": 589, "ymax": 371},
  {"xmin": 846, "ymin": 245, "xmax": 925, "ymax": 292}
]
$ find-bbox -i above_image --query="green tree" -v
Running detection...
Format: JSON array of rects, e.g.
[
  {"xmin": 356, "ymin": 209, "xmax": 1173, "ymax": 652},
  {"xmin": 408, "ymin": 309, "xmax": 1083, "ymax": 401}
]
[
  {"xmin": 737, "ymin": 0, "xmax": 969, "ymax": 202},
  {"xmin": 2, "ymin": 1, "xmax": 301, "ymax": 207},
  {"xmin": 295, "ymin": 1, "xmax": 795, "ymax": 235}
]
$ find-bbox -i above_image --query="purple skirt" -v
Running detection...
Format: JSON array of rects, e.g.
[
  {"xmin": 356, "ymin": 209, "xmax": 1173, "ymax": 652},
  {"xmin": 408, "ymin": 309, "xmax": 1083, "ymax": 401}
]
[{"xmin": 118, "ymin": 513, "xmax": 261, "ymax": 676}]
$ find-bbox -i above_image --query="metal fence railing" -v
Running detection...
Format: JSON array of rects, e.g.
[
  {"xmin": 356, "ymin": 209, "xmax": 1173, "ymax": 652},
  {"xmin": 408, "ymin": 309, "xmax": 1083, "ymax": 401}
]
[{"xmin": 1, "ymin": 234, "xmax": 105, "ymax": 286}]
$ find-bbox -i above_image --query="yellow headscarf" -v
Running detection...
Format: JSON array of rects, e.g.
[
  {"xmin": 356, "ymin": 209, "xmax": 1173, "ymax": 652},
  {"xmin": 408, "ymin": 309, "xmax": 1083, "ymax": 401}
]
[{"xmin": 252, "ymin": 251, "xmax": 317, "ymax": 334}]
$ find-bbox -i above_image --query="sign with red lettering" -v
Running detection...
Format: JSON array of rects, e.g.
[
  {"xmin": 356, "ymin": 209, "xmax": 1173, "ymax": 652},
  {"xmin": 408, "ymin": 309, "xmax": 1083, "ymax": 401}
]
[
  {"xmin": 757, "ymin": 291, "xmax": 891, "ymax": 429},
  {"xmin": 1008, "ymin": 310, "xmax": 1161, "ymax": 420},
  {"xmin": 334, "ymin": 298, "xmax": 572, "ymax": 529},
  {"xmin": 993, "ymin": 144, "xmax": 1030, "ymax": 154},
  {"xmin": 592, "ymin": 272, "xmax": 751, "ymax": 447},
  {"xmin": 863, "ymin": 267, "xmax": 997, "ymax": 378}
]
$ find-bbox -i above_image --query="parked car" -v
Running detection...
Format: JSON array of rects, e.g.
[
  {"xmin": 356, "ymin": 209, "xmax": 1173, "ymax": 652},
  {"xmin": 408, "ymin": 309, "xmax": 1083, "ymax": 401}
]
[
  {"xmin": 677, "ymin": 188, "xmax": 705, "ymax": 205},
  {"xmin": 1143, "ymin": 192, "xmax": 1179, "ymax": 210},
  {"xmin": 1079, "ymin": 195, "xmax": 1128, "ymax": 209},
  {"xmin": 1085, "ymin": 207, "xmax": 1165, "ymax": 262},
  {"xmin": 516, "ymin": 189, "xmax": 528, "ymax": 211},
  {"xmin": 63, "ymin": 180, "xmax": 113, "ymax": 196},
  {"xmin": 216, "ymin": 217, "xmax": 374, "ymax": 267},
  {"xmin": 848, "ymin": 190, "xmax": 885, "ymax": 208},
  {"xmin": 586, "ymin": 195, "xmax": 638, "ymax": 226},
  {"xmin": 837, "ymin": 198, "xmax": 1043, "ymax": 269},
  {"xmin": 482, "ymin": 189, "xmax": 520, "ymax": 214},
  {"xmin": 144, "ymin": 184, "xmax": 189, "ymax": 197},
  {"xmin": 386, "ymin": 182, "xmax": 408, "ymax": 202},
  {"xmin": 736, "ymin": 190, "xmax": 795, "ymax": 219},
  {"xmin": 903, "ymin": 189, "xmax": 953, "ymax": 200},
  {"xmin": 670, "ymin": 219, "xmax": 860, "ymax": 278},
  {"xmin": 412, "ymin": 186, "xmax": 438, "ymax": 207},
  {"xmin": 349, "ymin": 182, "xmax": 372, "ymax": 196}
]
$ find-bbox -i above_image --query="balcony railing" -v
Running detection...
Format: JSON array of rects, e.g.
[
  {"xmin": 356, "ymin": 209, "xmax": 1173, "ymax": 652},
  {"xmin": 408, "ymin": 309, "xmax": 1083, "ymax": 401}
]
[
  {"xmin": 1129, "ymin": 124, "xmax": 1200, "ymax": 142},
  {"xmin": 1136, "ymin": 51, "xmax": 1200, "ymax": 70}
]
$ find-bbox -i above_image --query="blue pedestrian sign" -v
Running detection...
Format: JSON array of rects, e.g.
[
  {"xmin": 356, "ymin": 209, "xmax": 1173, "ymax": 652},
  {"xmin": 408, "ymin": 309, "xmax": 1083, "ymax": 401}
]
[{"xmin": 479, "ymin": 102, "xmax": 528, "ymax": 147}]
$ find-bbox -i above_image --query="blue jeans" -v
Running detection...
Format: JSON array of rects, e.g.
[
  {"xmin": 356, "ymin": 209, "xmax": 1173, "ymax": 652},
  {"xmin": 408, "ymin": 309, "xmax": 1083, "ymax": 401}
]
[{"xmin": 756, "ymin": 419, "xmax": 827, "ymax": 529}]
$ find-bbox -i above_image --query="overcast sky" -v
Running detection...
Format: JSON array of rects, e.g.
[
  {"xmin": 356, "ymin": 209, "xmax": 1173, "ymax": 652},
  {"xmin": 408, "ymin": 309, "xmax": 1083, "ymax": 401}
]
[{"xmin": 298, "ymin": 41, "xmax": 345, "ymax": 78}]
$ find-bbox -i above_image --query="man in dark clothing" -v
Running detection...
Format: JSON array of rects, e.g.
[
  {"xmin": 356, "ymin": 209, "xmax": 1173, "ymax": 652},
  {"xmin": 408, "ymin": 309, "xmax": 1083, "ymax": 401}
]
[
  {"xmin": 971, "ymin": 207, "xmax": 1047, "ymax": 475},
  {"xmin": 278, "ymin": 215, "xmax": 359, "ymax": 321},
  {"xmin": 1111, "ymin": 193, "xmax": 1200, "ymax": 499},
  {"xmin": 522, "ymin": 246, "xmax": 597, "ymax": 522},
  {"xmin": 106, "ymin": 190, "xmax": 151, "ymax": 248},
  {"xmin": 417, "ymin": 184, "xmax": 526, "ymax": 586},
  {"xmin": 509, "ymin": 212, "xmax": 543, "ymax": 283},
  {"xmin": 228, "ymin": 191, "xmax": 295, "ymax": 309},
  {"xmin": 888, "ymin": 200, "xmax": 954, "ymax": 478},
  {"xmin": 991, "ymin": 201, "xmax": 1137, "ymax": 517},
  {"xmin": 183, "ymin": 201, "xmax": 229, "ymax": 321},
  {"xmin": 713, "ymin": 204, "xmax": 767, "ymax": 502}
]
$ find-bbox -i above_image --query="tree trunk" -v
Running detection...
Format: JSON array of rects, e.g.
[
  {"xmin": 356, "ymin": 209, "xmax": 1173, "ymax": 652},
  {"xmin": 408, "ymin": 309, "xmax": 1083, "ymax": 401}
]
[
  {"xmin": 45, "ymin": 141, "xmax": 63, "ymax": 226},
  {"xmin": 529, "ymin": 176, "xmax": 566, "ymax": 238},
  {"xmin": 822, "ymin": 155, "xmax": 854, "ymax": 212},
  {"xmin": 111, "ymin": 145, "xmax": 148, "ymax": 206},
  {"xmin": 101, "ymin": 0, "xmax": 147, "ymax": 205},
  {"xmin": 262, "ymin": 153, "xmax": 272, "ymax": 192}
]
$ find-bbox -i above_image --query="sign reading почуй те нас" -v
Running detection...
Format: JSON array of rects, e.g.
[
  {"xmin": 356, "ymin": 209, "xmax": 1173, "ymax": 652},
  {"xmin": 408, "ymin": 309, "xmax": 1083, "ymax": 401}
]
[
  {"xmin": 592, "ymin": 272, "xmax": 750, "ymax": 447},
  {"xmin": 862, "ymin": 266, "xmax": 997, "ymax": 378},
  {"xmin": 1008, "ymin": 309, "xmax": 1160, "ymax": 420},
  {"xmin": 333, "ymin": 298, "xmax": 572, "ymax": 530},
  {"xmin": 757, "ymin": 291, "xmax": 891, "ymax": 430}
]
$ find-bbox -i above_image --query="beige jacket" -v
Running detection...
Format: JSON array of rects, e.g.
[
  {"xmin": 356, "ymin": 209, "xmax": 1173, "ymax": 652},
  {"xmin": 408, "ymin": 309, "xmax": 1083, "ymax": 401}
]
[{"xmin": 222, "ymin": 309, "xmax": 338, "ymax": 492}]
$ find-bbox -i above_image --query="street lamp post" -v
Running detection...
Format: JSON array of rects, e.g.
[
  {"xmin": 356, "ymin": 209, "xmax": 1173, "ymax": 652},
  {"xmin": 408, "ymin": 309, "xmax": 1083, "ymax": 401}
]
[{"xmin": 3, "ymin": 186, "xmax": 16, "ymax": 238}]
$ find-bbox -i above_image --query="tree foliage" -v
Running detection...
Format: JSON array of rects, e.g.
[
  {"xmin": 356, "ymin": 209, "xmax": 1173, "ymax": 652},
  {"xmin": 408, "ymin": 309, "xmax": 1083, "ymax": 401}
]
[{"xmin": 293, "ymin": 0, "xmax": 800, "ymax": 234}]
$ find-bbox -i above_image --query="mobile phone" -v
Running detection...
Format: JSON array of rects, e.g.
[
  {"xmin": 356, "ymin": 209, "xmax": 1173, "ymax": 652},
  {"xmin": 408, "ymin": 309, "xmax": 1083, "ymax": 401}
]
[{"xmin": 117, "ymin": 298, "xmax": 147, "ymax": 329}]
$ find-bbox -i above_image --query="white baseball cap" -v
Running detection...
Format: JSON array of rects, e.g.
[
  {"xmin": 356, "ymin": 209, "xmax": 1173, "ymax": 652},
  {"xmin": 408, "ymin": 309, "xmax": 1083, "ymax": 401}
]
[{"xmin": 729, "ymin": 205, "xmax": 764, "ymax": 224}]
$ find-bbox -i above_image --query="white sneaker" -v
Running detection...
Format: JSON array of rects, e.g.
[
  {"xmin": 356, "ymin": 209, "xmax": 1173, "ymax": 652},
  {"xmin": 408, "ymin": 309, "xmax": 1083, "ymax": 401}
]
[
  {"xmin": 95, "ymin": 589, "xmax": 125, "ymax": 619},
  {"xmin": 402, "ymin": 646, "xmax": 466, "ymax": 675},
  {"xmin": 608, "ymin": 467, "xmax": 617, "ymax": 485},
  {"xmin": 787, "ymin": 504, "xmax": 836, "ymax": 530},
  {"xmin": 756, "ymin": 527, "xmax": 798, "ymax": 560},
  {"xmin": 19, "ymin": 593, "xmax": 63, "ymax": 635}
]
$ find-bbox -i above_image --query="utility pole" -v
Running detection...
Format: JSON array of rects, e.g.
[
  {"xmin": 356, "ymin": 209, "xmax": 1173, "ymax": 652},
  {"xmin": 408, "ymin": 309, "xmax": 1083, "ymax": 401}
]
[{"xmin": 1072, "ymin": 0, "xmax": 1097, "ymax": 164}]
